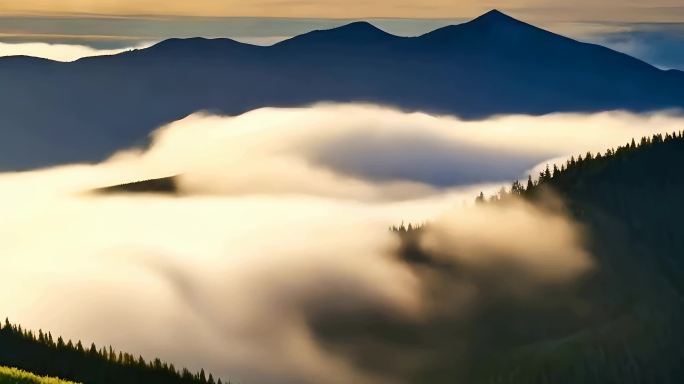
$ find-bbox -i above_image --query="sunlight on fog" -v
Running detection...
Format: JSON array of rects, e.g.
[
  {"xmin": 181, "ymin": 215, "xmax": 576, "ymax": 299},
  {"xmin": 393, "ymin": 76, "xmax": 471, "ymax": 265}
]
[{"xmin": 0, "ymin": 104, "xmax": 681, "ymax": 383}]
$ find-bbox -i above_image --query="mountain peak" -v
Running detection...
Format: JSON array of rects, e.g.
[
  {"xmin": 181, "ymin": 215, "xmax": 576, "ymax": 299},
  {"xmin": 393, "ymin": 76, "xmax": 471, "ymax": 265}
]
[
  {"xmin": 147, "ymin": 37, "xmax": 252, "ymax": 54},
  {"xmin": 335, "ymin": 21, "xmax": 383, "ymax": 32},
  {"xmin": 471, "ymin": 9, "xmax": 523, "ymax": 25},
  {"xmin": 94, "ymin": 37, "xmax": 260, "ymax": 62},
  {"xmin": 275, "ymin": 21, "xmax": 395, "ymax": 47},
  {"xmin": 311, "ymin": 21, "xmax": 393, "ymax": 40},
  {"xmin": 418, "ymin": 9, "xmax": 532, "ymax": 41},
  {"xmin": 480, "ymin": 9, "xmax": 508, "ymax": 17}
]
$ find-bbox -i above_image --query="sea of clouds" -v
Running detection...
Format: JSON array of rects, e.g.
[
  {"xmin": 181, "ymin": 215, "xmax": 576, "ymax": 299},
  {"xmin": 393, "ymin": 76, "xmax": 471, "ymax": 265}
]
[{"xmin": 1, "ymin": 104, "xmax": 682, "ymax": 383}]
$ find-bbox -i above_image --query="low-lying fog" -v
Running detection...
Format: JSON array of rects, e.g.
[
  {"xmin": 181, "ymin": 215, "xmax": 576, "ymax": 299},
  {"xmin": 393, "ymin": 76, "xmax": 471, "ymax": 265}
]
[{"xmin": 1, "ymin": 104, "xmax": 681, "ymax": 383}]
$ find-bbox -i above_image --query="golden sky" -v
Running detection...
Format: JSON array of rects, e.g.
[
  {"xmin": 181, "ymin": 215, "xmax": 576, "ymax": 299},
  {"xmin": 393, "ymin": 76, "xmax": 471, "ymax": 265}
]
[
  {"xmin": 1, "ymin": 0, "xmax": 684, "ymax": 21},
  {"xmin": 4, "ymin": 0, "xmax": 479, "ymax": 18}
]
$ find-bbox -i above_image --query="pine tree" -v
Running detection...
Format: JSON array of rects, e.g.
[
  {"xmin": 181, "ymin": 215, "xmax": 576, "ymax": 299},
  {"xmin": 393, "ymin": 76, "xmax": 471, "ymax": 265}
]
[
  {"xmin": 511, "ymin": 180, "xmax": 523, "ymax": 195},
  {"xmin": 498, "ymin": 186, "xmax": 507, "ymax": 199}
]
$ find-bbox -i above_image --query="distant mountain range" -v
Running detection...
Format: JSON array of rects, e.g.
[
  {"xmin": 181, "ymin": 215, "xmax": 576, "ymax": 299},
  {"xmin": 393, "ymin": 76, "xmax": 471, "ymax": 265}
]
[{"xmin": 2, "ymin": 9, "xmax": 684, "ymax": 170}]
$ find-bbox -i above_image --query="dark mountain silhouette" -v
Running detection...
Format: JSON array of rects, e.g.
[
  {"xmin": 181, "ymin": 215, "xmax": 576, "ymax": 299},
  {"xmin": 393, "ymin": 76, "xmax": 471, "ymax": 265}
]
[{"xmin": 2, "ymin": 9, "xmax": 684, "ymax": 170}]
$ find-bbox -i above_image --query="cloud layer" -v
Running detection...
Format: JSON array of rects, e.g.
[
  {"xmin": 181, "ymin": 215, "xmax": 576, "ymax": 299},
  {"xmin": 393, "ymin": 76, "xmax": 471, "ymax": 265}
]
[
  {"xmin": 0, "ymin": 41, "xmax": 152, "ymax": 62},
  {"xmin": 1, "ymin": 104, "xmax": 682, "ymax": 383}
]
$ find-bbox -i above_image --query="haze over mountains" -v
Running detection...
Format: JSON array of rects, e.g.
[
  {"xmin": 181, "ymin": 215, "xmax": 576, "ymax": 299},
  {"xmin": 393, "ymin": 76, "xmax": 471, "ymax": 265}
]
[{"xmin": 2, "ymin": 9, "xmax": 684, "ymax": 169}]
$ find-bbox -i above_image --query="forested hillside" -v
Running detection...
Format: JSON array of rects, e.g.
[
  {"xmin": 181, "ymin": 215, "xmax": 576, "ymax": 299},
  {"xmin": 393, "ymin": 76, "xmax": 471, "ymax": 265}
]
[
  {"xmin": 0, "ymin": 320, "xmax": 227, "ymax": 384},
  {"xmin": 392, "ymin": 130, "xmax": 684, "ymax": 383},
  {"xmin": 465, "ymin": 131, "xmax": 684, "ymax": 383}
]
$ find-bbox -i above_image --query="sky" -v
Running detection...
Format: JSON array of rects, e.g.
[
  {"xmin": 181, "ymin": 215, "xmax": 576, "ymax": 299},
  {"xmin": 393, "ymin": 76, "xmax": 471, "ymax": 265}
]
[{"xmin": 2, "ymin": 0, "xmax": 684, "ymax": 21}]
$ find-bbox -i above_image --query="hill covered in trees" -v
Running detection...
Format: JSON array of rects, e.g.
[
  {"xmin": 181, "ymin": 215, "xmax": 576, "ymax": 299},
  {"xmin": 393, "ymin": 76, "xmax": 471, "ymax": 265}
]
[
  {"xmin": 0, "ymin": 320, "xmax": 227, "ymax": 384},
  {"xmin": 388, "ymin": 130, "xmax": 684, "ymax": 383}
]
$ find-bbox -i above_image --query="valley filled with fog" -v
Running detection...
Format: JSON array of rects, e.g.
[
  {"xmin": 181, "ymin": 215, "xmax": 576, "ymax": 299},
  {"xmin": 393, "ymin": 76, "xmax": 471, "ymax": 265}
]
[{"xmin": 1, "ymin": 104, "xmax": 681, "ymax": 383}]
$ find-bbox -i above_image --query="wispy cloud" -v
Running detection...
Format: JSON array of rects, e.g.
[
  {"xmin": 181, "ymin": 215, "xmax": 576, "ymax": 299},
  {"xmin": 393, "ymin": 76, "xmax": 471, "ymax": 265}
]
[{"xmin": 581, "ymin": 23, "xmax": 684, "ymax": 70}]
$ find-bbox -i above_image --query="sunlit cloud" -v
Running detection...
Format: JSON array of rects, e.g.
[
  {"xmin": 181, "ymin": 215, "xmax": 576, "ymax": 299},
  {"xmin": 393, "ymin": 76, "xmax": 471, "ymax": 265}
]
[
  {"xmin": 1, "ymin": 104, "xmax": 682, "ymax": 382},
  {"xmin": 422, "ymin": 198, "xmax": 592, "ymax": 285}
]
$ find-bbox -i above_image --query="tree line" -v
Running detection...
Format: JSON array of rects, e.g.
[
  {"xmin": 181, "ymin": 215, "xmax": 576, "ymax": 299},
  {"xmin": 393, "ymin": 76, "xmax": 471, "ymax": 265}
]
[
  {"xmin": 0, "ymin": 318, "xmax": 231, "ymax": 384},
  {"xmin": 478, "ymin": 130, "xmax": 684, "ymax": 203}
]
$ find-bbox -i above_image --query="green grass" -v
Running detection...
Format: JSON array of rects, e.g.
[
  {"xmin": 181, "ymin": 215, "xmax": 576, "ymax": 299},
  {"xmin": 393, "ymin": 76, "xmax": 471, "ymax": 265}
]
[{"xmin": 0, "ymin": 366, "xmax": 77, "ymax": 384}]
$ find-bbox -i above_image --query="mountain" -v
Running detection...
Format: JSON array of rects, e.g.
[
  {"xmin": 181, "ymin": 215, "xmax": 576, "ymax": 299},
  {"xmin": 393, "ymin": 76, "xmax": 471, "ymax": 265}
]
[{"xmin": 2, "ymin": 9, "xmax": 684, "ymax": 170}]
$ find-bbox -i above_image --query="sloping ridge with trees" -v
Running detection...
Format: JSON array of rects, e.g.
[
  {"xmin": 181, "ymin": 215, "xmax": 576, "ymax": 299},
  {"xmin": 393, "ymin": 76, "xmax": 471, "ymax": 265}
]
[
  {"xmin": 391, "ymin": 130, "xmax": 684, "ymax": 383},
  {"xmin": 0, "ymin": 319, "xmax": 229, "ymax": 384}
]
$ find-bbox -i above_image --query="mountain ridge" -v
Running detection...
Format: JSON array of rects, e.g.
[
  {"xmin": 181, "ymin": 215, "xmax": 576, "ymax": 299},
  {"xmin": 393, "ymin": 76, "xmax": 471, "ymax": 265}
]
[
  {"xmin": 0, "ymin": 10, "xmax": 657, "ymax": 62},
  {"xmin": 1, "ymin": 10, "xmax": 684, "ymax": 170},
  {"xmin": 0, "ymin": 9, "xmax": 670, "ymax": 76}
]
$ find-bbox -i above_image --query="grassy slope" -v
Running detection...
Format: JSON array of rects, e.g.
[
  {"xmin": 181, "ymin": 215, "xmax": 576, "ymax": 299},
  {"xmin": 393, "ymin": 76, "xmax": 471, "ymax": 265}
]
[{"xmin": 0, "ymin": 366, "xmax": 77, "ymax": 384}]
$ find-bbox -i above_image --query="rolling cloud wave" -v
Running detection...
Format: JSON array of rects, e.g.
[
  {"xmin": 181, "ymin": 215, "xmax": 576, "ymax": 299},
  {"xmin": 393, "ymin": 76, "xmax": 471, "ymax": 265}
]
[{"xmin": 1, "ymin": 104, "xmax": 681, "ymax": 383}]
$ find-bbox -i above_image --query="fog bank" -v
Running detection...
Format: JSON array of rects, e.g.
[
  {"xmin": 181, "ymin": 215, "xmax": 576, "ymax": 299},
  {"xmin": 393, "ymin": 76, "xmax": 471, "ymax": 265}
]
[{"xmin": 1, "ymin": 104, "xmax": 680, "ymax": 383}]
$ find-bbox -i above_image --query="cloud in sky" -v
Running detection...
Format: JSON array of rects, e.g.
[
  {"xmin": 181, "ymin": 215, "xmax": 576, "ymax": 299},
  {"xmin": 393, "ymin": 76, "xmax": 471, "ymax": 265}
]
[
  {"xmin": 1, "ymin": 104, "xmax": 682, "ymax": 383},
  {"xmin": 583, "ymin": 25, "xmax": 684, "ymax": 70}
]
